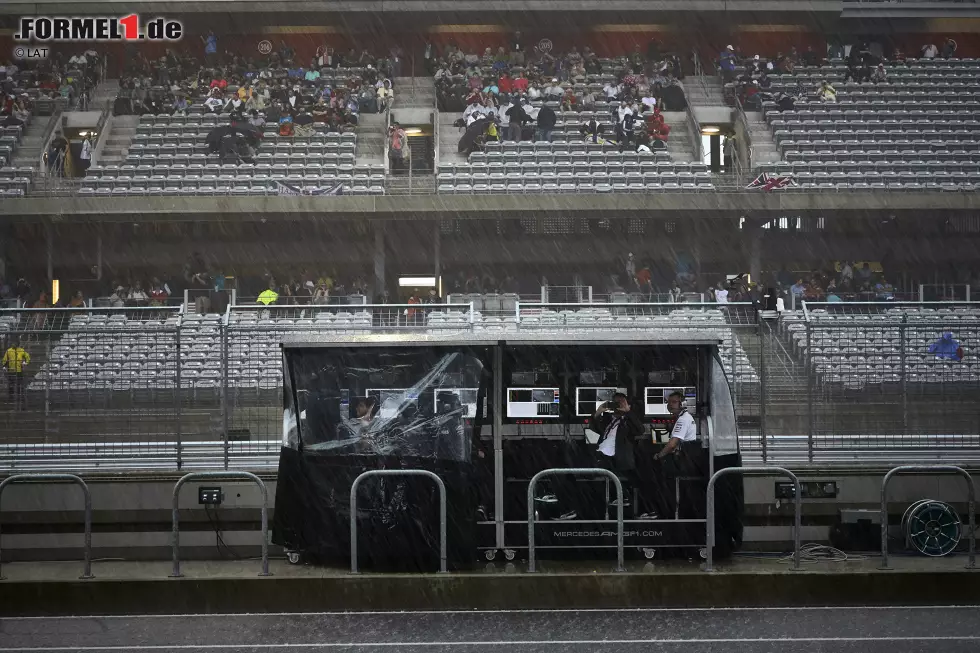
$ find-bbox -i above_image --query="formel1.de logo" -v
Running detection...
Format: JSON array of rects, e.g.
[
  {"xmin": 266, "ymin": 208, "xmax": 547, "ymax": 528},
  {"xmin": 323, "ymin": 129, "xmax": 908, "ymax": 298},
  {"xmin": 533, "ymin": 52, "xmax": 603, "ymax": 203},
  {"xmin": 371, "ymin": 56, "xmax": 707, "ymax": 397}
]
[{"xmin": 15, "ymin": 15, "xmax": 183, "ymax": 41}]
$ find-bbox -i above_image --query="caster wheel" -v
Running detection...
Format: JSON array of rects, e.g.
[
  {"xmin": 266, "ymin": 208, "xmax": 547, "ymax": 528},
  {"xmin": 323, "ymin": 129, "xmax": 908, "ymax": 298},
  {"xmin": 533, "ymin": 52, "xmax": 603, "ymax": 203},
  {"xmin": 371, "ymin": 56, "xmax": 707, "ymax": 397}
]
[
  {"xmin": 485, "ymin": 549, "xmax": 497, "ymax": 561},
  {"xmin": 503, "ymin": 549, "xmax": 516, "ymax": 561},
  {"xmin": 286, "ymin": 551, "xmax": 303, "ymax": 565},
  {"xmin": 642, "ymin": 548, "xmax": 656, "ymax": 560},
  {"xmin": 698, "ymin": 547, "xmax": 708, "ymax": 560}
]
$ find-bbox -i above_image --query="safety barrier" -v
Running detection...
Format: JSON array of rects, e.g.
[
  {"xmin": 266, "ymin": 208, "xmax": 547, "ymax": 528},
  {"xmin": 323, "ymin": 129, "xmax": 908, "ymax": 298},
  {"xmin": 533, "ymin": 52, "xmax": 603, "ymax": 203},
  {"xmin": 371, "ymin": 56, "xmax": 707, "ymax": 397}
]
[
  {"xmin": 705, "ymin": 466, "xmax": 801, "ymax": 572},
  {"xmin": 170, "ymin": 471, "xmax": 271, "ymax": 578},
  {"xmin": 527, "ymin": 468, "xmax": 625, "ymax": 573},
  {"xmin": 880, "ymin": 465, "xmax": 976, "ymax": 570},
  {"xmin": 0, "ymin": 473, "xmax": 94, "ymax": 580},
  {"xmin": 349, "ymin": 469, "xmax": 447, "ymax": 573}
]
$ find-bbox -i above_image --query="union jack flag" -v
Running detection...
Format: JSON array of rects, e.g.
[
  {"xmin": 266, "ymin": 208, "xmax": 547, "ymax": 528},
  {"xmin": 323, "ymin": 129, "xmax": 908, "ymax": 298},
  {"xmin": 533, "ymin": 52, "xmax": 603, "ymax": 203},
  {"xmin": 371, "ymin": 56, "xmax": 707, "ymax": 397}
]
[
  {"xmin": 746, "ymin": 173, "xmax": 797, "ymax": 191},
  {"xmin": 276, "ymin": 181, "xmax": 344, "ymax": 196}
]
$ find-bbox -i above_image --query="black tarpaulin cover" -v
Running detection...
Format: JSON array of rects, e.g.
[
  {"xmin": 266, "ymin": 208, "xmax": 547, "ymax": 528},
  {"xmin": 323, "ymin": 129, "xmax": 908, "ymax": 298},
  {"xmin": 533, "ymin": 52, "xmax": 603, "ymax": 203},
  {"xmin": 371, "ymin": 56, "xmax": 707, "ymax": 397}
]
[{"xmin": 273, "ymin": 346, "xmax": 487, "ymax": 571}]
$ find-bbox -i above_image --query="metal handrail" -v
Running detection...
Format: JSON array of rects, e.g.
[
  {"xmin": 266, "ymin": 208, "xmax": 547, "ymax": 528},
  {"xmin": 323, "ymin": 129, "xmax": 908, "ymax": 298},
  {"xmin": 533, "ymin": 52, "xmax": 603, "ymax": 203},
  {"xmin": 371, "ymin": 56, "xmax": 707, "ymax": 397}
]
[
  {"xmin": 37, "ymin": 109, "xmax": 64, "ymax": 174},
  {"xmin": 733, "ymin": 94, "xmax": 753, "ymax": 178},
  {"xmin": 349, "ymin": 469, "xmax": 447, "ymax": 573},
  {"xmin": 705, "ymin": 466, "xmax": 801, "ymax": 572},
  {"xmin": 684, "ymin": 101, "xmax": 703, "ymax": 164},
  {"xmin": 692, "ymin": 50, "xmax": 710, "ymax": 98},
  {"xmin": 527, "ymin": 468, "xmax": 625, "ymax": 573},
  {"xmin": 383, "ymin": 96, "xmax": 393, "ymax": 174},
  {"xmin": 170, "ymin": 471, "xmax": 271, "ymax": 577},
  {"xmin": 879, "ymin": 465, "xmax": 975, "ymax": 570},
  {"xmin": 0, "ymin": 473, "xmax": 94, "ymax": 580}
]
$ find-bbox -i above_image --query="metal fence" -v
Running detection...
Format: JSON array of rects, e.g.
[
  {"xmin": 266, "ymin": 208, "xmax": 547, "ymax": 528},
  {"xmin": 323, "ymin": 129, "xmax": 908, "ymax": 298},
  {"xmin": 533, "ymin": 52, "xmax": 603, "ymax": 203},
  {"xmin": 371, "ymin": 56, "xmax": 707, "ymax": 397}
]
[{"xmin": 2, "ymin": 300, "xmax": 979, "ymax": 472}]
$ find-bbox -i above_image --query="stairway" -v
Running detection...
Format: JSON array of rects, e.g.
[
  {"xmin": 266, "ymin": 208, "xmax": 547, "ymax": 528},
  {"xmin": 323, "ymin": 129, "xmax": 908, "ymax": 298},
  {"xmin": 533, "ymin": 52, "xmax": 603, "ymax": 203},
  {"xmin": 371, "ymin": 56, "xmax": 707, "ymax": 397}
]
[
  {"xmin": 88, "ymin": 78, "xmax": 120, "ymax": 110},
  {"xmin": 744, "ymin": 110, "xmax": 781, "ymax": 167},
  {"xmin": 683, "ymin": 76, "xmax": 725, "ymax": 106},
  {"xmin": 393, "ymin": 77, "xmax": 435, "ymax": 110},
  {"xmin": 437, "ymin": 111, "xmax": 468, "ymax": 165},
  {"xmin": 11, "ymin": 113, "xmax": 59, "ymax": 172},
  {"xmin": 660, "ymin": 111, "xmax": 696, "ymax": 163},
  {"xmin": 98, "ymin": 115, "xmax": 138, "ymax": 167},
  {"xmin": 355, "ymin": 112, "xmax": 387, "ymax": 167},
  {"xmin": 385, "ymin": 174, "xmax": 435, "ymax": 195}
]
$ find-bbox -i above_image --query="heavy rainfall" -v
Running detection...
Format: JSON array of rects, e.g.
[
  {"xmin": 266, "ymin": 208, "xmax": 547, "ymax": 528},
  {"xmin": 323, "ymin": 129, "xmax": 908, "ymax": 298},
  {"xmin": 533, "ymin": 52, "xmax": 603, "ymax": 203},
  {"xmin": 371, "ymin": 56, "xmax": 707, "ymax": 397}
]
[{"xmin": 2, "ymin": 0, "xmax": 980, "ymax": 650}]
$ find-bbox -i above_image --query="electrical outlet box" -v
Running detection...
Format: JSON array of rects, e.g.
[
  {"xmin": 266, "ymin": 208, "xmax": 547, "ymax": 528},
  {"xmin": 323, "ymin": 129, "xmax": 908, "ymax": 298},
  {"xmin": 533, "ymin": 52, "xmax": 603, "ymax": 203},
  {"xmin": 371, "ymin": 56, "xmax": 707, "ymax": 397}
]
[
  {"xmin": 775, "ymin": 481, "xmax": 838, "ymax": 500},
  {"xmin": 198, "ymin": 487, "xmax": 223, "ymax": 505}
]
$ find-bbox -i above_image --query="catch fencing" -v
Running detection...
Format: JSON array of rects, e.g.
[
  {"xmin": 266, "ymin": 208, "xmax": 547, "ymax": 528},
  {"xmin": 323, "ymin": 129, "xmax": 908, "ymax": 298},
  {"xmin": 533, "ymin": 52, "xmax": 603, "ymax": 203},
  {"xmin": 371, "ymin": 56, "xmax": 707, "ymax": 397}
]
[{"xmin": 2, "ymin": 300, "xmax": 979, "ymax": 472}]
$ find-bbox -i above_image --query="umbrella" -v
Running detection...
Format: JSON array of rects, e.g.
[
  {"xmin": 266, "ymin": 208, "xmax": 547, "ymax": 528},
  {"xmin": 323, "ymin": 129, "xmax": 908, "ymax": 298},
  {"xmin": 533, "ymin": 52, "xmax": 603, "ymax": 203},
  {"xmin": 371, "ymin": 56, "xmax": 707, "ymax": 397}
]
[
  {"xmin": 205, "ymin": 124, "xmax": 262, "ymax": 152},
  {"xmin": 457, "ymin": 117, "xmax": 489, "ymax": 153}
]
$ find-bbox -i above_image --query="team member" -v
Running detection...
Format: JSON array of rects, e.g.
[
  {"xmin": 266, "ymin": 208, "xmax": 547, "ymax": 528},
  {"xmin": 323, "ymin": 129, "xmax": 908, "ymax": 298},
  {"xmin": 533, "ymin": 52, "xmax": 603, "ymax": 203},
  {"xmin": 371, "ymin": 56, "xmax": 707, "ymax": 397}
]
[{"xmin": 654, "ymin": 391, "xmax": 697, "ymax": 461}]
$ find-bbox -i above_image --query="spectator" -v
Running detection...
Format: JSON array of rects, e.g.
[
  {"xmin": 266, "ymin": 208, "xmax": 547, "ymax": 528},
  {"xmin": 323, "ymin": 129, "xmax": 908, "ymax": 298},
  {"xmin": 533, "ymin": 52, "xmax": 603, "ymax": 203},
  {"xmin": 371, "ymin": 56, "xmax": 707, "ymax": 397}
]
[
  {"xmin": 510, "ymin": 31, "xmax": 525, "ymax": 66},
  {"xmin": 68, "ymin": 290, "xmax": 85, "ymax": 308},
  {"xmin": 942, "ymin": 38, "xmax": 958, "ymax": 59},
  {"xmin": 505, "ymin": 101, "xmax": 529, "ymax": 142},
  {"xmin": 871, "ymin": 63, "xmax": 887, "ymax": 84},
  {"xmin": 921, "ymin": 43, "xmax": 938, "ymax": 59},
  {"xmin": 791, "ymin": 278, "xmax": 806, "ymax": 299},
  {"xmin": 79, "ymin": 134, "xmax": 92, "ymax": 175},
  {"xmin": 201, "ymin": 31, "xmax": 218, "ymax": 63},
  {"xmin": 2, "ymin": 338, "xmax": 30, "ymax": 411},
  {"xmin": 817, "ymin": 80, "xmax": 837, "ymax": 103},
  {"xmin": 536, "ymin": 103, "xmax": 556, "ymax": 142},
  {"xmin": 720, "ymin": 45, "xmax": 737, "ymax": 81}
]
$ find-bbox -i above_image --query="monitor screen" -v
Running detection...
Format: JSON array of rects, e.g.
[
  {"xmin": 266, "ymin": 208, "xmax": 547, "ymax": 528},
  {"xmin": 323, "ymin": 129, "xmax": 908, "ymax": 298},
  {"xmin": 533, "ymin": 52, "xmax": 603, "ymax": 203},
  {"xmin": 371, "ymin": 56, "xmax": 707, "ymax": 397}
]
[
  {"xmin": 434, "ymin": 387, "xmax": 479, "ymax": 418},
  {"xmin": 367, "ymin": 388, "xmax": 419, "ymax": 419},
  {"xmin": 507, "ymin": 387, "xmax": 560, "ymax": 418},
  {"xmin": 575, "ymin": 386, "xmax": 621, "ymax": 417},
  {"xmin": 644, "ymin": 386, "xmax": 696, "ymax": 416}
]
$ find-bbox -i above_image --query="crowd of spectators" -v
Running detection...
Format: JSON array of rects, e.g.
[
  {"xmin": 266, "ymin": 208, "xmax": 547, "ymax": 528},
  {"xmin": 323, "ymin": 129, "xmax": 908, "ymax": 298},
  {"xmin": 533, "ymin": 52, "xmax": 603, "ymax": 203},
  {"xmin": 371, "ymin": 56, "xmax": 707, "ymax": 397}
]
[
  {"xmin": 114, "ymin": 42, "xmax": 396, "ymax": 135},
  {"xmin": 724, "ymin": 37, "xmax": 962, "ymax": 111},
  {"xmin": 434, "ymin": 38, "xmax": 685, "ymax": 152}
]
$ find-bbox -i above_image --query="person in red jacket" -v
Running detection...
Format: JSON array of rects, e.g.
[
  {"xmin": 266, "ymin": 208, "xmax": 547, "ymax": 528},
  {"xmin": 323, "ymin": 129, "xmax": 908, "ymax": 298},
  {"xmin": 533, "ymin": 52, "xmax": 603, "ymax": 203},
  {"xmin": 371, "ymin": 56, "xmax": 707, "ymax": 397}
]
[{"xmin": 498, "ymin": 72, "xmax": 514, "ymax": 98}]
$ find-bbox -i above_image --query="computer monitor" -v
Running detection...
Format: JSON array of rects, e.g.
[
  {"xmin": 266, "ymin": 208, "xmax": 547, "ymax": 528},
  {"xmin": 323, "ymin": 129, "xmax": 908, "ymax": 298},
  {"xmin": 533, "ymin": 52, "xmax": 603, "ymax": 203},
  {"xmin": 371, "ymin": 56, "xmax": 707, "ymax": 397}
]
[
  {"xmin": 506, "ymin": 387, "xmax": 560, "ymax": 418},
  {"xmin": 366, "ymin": 388, "xmax": 418, "ymax": 419},
  {"xmin": 434, "ymin": 387, "xmax": 479, "ymax": 418},
  {"xmin": 574, "ymin": 386, "xmax": 624, "ymax": 417},
  {"xmin": 644, "ymin": 386, "xmax": 697, "ymax": 416}
]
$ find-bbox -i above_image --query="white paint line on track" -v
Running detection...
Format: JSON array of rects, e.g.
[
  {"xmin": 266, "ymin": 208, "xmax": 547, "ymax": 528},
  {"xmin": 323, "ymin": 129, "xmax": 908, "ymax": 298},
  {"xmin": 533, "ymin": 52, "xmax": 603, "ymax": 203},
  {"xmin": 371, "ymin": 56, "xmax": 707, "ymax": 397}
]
[
  {"xmin": 3, "ymin": 637, "xmax": 980, "ymax": 651},
  {"xmin": 3, "ymin": 605, "xmax": 979, "ymax": 620}
]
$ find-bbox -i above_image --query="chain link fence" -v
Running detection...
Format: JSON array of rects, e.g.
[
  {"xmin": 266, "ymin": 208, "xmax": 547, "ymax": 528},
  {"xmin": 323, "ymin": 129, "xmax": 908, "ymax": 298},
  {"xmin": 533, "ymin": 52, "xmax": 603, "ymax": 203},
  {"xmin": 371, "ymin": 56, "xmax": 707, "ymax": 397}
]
[{"xmin": 3, "ymin": 302, "xmax": 980, "ymax": 471}]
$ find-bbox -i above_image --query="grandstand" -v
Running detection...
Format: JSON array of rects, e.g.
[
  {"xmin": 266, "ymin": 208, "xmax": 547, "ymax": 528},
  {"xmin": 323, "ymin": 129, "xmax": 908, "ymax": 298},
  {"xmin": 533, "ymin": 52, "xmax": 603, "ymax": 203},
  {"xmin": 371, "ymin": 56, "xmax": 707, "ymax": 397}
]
[{"xmin": 756, "ymin": 57, "xmax": 980, "ymax": 190}]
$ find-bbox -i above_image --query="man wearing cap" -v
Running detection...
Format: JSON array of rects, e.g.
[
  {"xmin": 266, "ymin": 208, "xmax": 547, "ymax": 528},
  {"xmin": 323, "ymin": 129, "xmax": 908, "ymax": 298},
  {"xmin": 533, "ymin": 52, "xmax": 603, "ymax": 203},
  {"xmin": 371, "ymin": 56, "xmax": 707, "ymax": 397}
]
[{"xmin": 720, "ymin": 45, "xmax": 737, "ymax": 82}]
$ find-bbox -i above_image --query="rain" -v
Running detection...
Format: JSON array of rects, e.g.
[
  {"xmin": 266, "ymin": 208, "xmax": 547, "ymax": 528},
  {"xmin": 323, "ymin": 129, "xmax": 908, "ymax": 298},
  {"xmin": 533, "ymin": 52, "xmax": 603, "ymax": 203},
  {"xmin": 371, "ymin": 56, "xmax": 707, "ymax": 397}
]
[{"xmin": 2, "ymin": 1, "xmax": 980, "ymax": 649}]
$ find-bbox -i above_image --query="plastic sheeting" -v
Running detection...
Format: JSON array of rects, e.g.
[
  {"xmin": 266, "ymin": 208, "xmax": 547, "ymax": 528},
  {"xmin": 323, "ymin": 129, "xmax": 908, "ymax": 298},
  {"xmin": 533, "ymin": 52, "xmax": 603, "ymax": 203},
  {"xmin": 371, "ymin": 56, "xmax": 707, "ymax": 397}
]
[
  {"xmin": 273, "ymin": 345, "xmax": 488, "ymax": 571},
  {"xmin": 710, "ymin": 352, "xmax": 740, "ymax": 456}
]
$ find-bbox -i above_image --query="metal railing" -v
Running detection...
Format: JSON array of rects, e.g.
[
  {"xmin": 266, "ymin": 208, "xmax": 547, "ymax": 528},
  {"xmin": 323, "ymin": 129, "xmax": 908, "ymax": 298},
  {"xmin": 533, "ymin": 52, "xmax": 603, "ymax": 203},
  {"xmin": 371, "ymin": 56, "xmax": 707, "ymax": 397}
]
[
  {"xmin": 879, "ymin": 465, "xmax": 975, "ymax": 570},
  {"xmin": 0, "ymin": 473, "xmax": 94, "ymax": 580},
  {"xmin": 170, "ymin": 471, "xmax": 271, "ymax": 578},
  {"xmin": 37, "ymin": 109, "xmax": 64, "ymax": 174},
  {"xmin": 527, "ymin": 468, "xmax": 625, "ymax": 573},
  {"xmin": 349, "ymin": 469, "xmax": 447, "ymax": 573},
  {"xmin": 684, "ymin": 99, "xmax": 704, "ymax": 165},
  {"xmin": 5, "ymin": 301, "xmax": 980, "ymax": 471},
  {"xmin": 733, "ymin": 94, "xmax": 753, "ymax": 179},
  {"xmin": 383, "ymin": 96, "xmax": 393, "ymax": 175},
  {"xmin": 705, "ymin": 467, "xmax": 801, "ymax": 572}
]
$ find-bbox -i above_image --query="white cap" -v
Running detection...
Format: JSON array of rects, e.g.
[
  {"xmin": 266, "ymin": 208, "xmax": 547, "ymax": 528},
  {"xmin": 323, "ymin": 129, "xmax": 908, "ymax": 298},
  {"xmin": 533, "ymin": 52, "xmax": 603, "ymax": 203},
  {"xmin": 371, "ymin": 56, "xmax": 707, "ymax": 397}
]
[
  {"xmin": 754, "ymin": 54, "xmax": 760, "ymax": 60},
  {"xmin": 726, "ymin": 45, "xmax": 734, "ymax": 51}
]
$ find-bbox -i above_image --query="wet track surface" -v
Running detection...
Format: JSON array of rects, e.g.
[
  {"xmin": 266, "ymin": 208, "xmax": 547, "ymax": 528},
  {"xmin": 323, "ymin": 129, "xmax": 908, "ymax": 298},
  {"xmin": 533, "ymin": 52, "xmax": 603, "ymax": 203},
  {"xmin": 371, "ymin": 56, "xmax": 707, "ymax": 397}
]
[{"xmin": 2, "ymin": 606, "xmax": 979, "ymax": 652}]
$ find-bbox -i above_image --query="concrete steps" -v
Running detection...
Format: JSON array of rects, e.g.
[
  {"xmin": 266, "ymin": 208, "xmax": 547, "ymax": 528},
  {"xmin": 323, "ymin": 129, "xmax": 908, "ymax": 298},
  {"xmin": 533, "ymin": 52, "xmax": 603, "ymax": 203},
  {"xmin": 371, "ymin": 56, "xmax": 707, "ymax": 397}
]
[
  {"xmin": 89, "ymin": 79, "xmax": 119, "ymax": 108},
  {"xmin": 11, "ymin": 114, "xmax": 58, "ymax": 171},
  {"xmin": 661, "ymin": 111, "xmax": 696, "ymax": 163},
  {"xmin": 98, "ymin": 115, "xmax": 138, "ymax": 166},
  {"xmin": 355, "ymin": 113, "xmax": 387, "ymax": 167},
  {"xmin": 683, "ymin": 76, "xmax": 725, "ymax": 106},
  {"xmin": 745, "ymin": 110, "xmax": 781, "ymax": 166},
  {"xmin": 393, "ymin": 77, "xmax": 435, "ymax": 109},
  {"xmin": 437, "ymin": 112, "xmax": 469, "ymax": 165}
]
